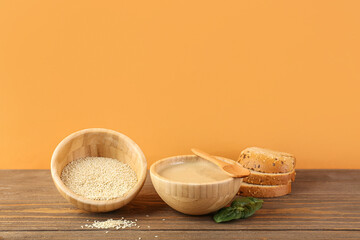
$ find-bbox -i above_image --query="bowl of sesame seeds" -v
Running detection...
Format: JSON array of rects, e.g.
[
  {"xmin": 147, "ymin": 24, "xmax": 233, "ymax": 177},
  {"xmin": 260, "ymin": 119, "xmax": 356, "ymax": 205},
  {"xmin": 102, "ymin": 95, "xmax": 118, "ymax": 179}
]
[{"xmin": 51, "ymin": 128, "xmax": 147, "ymax": 212}]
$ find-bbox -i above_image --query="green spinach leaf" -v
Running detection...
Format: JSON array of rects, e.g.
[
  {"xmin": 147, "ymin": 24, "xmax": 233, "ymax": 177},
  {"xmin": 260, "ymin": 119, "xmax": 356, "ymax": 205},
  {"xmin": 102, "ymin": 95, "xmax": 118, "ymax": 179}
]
[{"xmin": 213, "ymin": 197, "xmax": 263, "ymax": 223}]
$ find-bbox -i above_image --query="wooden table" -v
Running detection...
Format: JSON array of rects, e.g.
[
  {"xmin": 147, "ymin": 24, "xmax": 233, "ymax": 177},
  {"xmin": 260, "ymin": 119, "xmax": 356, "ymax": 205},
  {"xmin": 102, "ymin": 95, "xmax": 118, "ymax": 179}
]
[{"xmin": 0, "ymin": 170, "xmax": 359, "ymax": 239}]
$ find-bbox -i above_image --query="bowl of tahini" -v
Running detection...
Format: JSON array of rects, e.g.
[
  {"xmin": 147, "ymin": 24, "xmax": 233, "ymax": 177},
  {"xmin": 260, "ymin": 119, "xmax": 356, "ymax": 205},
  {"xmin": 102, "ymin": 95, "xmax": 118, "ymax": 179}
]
[
  {"xmin": 150, "ymin": 155, "xmax": 244, "ymax": 215},
  {"xmin": 51, "ymin": 128, "xmax": 147, "ymax": 212}
]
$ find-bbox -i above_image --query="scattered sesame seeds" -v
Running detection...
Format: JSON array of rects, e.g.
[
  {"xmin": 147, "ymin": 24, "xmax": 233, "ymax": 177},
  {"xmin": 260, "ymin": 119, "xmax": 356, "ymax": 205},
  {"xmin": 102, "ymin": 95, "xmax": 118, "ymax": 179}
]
[
  {"xmin": 82, "ymin": 218, "xmax": 137, "ymax": 230},
  {"xmin": 146, "ymin": 215, "xmax": 149, "ymax": 217},
  {"xmin": 155, "ymin": 236, "xmax": 158, "ymax": 238},
  {"xmin": 61, "ymin": 157, "xmax": 137, "ymax": 200},
  {"xmin": 162, "ymin": 219, "xmax": 165, "ymax": 221}
]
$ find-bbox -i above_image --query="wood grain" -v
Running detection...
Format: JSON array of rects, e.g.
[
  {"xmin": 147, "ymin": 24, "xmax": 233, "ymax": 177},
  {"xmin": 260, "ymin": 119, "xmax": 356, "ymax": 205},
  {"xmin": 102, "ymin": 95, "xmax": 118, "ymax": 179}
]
[
  {"xmin": 1, "ymin": 169, "xmax": 360, "ymax": 239},
  {"xmin": 1, "ymin": 231, "xmax": 360, "ymax": 240}
]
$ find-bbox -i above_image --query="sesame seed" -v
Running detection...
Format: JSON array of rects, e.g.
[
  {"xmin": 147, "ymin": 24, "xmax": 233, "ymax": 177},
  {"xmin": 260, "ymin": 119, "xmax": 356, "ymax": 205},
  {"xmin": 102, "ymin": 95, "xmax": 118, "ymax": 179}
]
[
  {"xmin": 82, "ymin": 218, "xmax": 137, "ymax": 230},
  {"xmin": 146, "ymin": 215, "xmax": 149, "ymax": 217},
  {"xmin": 61, "ymin": 157, "xmax": 137, "ymax": 200}
]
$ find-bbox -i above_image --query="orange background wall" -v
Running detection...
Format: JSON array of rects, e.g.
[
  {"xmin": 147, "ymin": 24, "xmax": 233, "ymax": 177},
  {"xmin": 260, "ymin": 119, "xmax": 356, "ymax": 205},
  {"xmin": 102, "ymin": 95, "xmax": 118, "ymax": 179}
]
[{"xmin": 0, "ymin": 0, "xmax": 359, "ymax": 169}]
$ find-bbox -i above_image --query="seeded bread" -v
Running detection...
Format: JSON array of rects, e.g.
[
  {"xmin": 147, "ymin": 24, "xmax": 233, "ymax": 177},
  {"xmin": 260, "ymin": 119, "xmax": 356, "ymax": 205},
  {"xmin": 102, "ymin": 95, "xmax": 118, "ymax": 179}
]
[
  {"xmin": 238, "ymin": 147, "xmax": 296, "ymax": 173},
  {"xmin": 243, "ymin": 169, "xmax": 296, "ymax": 185},
  {"xmin": 239, "ymin": 182, "xmax": 291, "ymax": 198}
]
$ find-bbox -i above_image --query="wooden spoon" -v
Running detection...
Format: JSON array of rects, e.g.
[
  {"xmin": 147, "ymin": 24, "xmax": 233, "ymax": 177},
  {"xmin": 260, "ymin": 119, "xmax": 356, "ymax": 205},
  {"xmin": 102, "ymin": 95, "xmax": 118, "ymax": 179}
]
[{"xmin": 191, "ymin": 148, "xmax": 250, "ymax": 178}]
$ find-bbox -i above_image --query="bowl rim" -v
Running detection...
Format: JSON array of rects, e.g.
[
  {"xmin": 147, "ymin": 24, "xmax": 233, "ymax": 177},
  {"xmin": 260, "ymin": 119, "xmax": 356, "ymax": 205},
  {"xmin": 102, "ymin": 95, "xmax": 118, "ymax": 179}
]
[
  {"xmin": 51, "ymin": 128, "xmax": 147, "ymax": 206},
  {"xmin": 150, "ymin": 154, "xmax": 241, "ymax": 186}
]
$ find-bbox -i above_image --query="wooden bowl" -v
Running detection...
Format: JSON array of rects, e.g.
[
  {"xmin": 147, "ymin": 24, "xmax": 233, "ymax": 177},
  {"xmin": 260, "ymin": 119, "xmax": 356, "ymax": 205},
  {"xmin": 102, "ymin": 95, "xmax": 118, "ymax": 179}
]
[
  {"xmin": 150, "ymin": 155, "xmax": 243, "ymax": 215},
  {"xmin": 51, "ymin": 128, "xmax": 147, "ymax": 212}
]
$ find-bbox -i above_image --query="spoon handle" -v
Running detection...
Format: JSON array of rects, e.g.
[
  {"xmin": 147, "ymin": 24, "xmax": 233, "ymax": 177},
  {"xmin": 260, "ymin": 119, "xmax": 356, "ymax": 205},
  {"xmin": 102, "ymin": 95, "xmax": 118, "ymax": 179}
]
[{"xmin": 191, "ymin": 148, "xmax": 228, "ymax": 168}]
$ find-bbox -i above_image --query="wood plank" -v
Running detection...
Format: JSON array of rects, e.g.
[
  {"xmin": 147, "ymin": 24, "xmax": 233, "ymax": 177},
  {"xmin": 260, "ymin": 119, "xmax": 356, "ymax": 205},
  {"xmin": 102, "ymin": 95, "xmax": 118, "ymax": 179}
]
[
  {"xmin": 1, "ymin": 230, "xmax": 360, "ymax": 240},
  {"xmin": 0, "ymin": 170, "xmax": 360, "ymax": 233}
]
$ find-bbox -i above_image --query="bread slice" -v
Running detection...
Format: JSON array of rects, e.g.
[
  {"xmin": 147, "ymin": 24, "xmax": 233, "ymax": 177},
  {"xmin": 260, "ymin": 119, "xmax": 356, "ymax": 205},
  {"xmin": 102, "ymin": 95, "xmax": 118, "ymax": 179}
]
[
  {"xmin": 243, "ymin": 169, "xmax": 296, "ymax": 185},
  {"xmin": 239, "ymin": 182, "xmax": 291, "ymax": 198},
  {"xmin": 238, "ymin": 147, "xmax": 296, "ymax": 173}
]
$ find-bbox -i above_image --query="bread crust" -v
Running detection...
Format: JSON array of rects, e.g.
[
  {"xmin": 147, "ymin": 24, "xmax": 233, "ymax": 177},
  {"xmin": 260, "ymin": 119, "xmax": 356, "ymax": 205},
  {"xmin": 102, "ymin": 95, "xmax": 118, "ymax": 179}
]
[
  {"xmin": 243, "ymin": 170, "xmax": 296, "ymax": 185},
  {"xmin": 238, "ymin": 147, "xmax": 296, "ymax": 173},
  {"xmin": 239, "ymin": 182, "xmax": 291, "ymax": 198}
]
